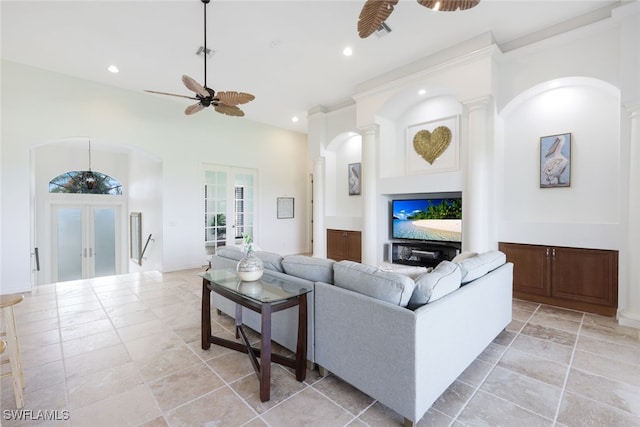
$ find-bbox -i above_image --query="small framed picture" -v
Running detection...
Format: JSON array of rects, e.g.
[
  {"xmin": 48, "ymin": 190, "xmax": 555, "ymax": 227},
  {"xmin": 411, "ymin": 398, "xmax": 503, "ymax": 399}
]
[
  {"xmin": 348, "ymin": 163, "xmax": 361, "ymax": 196},
  {"xmin": 540, "ymin": 133, "xmax": 571, "ymax": 188},
  {"xmin": 277, "ymin": 197, "xmax": 294, "ymax": 219}
]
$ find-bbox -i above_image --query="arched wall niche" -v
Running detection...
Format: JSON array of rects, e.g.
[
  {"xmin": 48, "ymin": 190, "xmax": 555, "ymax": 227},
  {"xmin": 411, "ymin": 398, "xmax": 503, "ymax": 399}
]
[
  {"xmin": 378, "ymin": 93, "xmax": 465, "ymax": 190},
  {"xmin": 325, "ymin": 131, "xmax": 363, "ymax": 230},
  {"xmin": 31, "ymin": 137, "xmax": 163, "ymax": 284},
  {"xmin": 497, "ymin": 76, "xmax": 622, "ymax": 239}
]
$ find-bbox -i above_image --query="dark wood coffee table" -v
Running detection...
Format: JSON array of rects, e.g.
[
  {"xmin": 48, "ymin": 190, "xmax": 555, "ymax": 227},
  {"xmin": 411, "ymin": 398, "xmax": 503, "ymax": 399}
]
[{"xmin": 200, "ymin": 269, "xmax": 311, "ymax": 402}]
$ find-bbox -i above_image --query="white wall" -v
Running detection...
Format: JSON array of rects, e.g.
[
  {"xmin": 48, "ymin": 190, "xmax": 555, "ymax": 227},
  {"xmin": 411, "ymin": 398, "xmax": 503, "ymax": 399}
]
[
  {"xmin": 1, "ymin": 60, "xmax": 310, "ymax": 294},
  {"xmin": 128, "ymin": 148, "xmax": 163, "ymax": 272}
]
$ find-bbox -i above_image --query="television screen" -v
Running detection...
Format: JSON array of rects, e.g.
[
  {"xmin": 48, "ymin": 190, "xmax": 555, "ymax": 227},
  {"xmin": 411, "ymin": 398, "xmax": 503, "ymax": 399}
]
[{"xmin": 392, "ymin": 198, "xmax": 462, "ymax": 242}]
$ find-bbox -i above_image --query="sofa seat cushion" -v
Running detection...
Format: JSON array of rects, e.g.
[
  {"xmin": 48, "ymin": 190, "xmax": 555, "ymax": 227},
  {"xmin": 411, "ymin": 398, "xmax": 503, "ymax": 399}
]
[
  {"xmin": 333, "ymin": 261, "xmax": 416, "ymax": 307},
  {"xmin": 457, "ymin": 250, "xmax": 506, "ymax": 284},
  {"xmin": 408, "ymin": 261, "xmax": 462, "ymax": 309},
  {"xmin": 282, "ymin": 255, "xmax": 335, "ymax": 283}
]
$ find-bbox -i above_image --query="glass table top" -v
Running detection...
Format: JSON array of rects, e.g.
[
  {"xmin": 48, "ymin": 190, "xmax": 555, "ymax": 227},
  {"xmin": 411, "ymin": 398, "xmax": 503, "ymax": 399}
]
[{"xmin": 200, "ymin": 269, "xmax": 311, "ymax": 303}]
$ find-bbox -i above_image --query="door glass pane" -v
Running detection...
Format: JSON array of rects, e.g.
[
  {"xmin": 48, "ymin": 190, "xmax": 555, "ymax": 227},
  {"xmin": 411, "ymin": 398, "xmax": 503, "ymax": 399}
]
[
  {"xmin": 93, "ymin": 207, "xmax": 116, "ymax": 277},
  {"xmin": 57, "ymin": 207, "xmax": 82, "ymax": 281},
  {"xmin": 235, "ymin": 173, "xmax": 255, "ymax": 240},
  {"xmin": 205, "ymin": 171, "xmax": 227, "ymax": 248}
]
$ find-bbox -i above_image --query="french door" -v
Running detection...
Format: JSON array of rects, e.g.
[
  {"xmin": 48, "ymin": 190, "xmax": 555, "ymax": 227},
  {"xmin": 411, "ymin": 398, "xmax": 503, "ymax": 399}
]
[
  {"xmin": 204, "ymin": 166, "xmax": 257, "ymax": 254},
  {"xmin": 52, "ymin": 204, "xmax": 120, "ymax": 281}
]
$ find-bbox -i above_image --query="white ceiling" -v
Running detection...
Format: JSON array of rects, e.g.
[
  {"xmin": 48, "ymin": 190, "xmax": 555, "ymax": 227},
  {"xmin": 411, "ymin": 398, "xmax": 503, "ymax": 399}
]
[{"xmin": 0, "ymin": 0, "xmax": 620, "ymax": 133}]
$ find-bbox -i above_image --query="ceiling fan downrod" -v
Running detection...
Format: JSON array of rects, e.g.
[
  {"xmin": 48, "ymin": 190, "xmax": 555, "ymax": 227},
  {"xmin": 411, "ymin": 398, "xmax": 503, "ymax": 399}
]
[{"xmin": 202, "ymin": 0, "xmax": 210, "ymax": 89}]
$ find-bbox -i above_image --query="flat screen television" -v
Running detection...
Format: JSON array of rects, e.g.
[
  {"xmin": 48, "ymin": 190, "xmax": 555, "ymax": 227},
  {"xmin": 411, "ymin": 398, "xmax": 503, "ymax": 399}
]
[{"xmin": 391, "ymin": 197, "xmax": 462, "ymax": 243}]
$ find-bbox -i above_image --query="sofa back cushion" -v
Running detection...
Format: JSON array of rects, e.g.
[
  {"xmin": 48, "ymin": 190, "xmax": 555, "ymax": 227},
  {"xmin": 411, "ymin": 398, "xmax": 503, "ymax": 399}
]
[
  {"xmin": 282, "ymin": 255, "xmax": 335, "ymax": 283},
  {"xmin": 333, "ymin": 261, "xmax": 416, "ymax": 307},
  {"xmin": 215, "ymin": 246, "xmax": 284, "ymax": 272},
  {"xmin": 456, "ymin": 250, "xmax": 506, "ymax": 284},
  {"xmin": 215, "ymin": 245, "xmax": 244, "ymax": 261},
  {"xmin": 408, "ymin": 261, "xmax": 462, "ymax": 309}
]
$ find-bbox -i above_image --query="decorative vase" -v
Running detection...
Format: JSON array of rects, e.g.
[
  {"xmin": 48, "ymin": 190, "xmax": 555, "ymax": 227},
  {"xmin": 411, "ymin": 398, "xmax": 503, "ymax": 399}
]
[{"xmin": 236, "ymin": 247, "xmax": 264, "ymax": 282}]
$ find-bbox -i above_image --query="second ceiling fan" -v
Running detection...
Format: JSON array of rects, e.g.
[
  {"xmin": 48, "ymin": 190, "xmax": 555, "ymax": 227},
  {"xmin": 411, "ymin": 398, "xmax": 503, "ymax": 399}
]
[
  {"xmin": 146, "ymin": 0, "xmax": 254, "ymax": 117},
  {"xmin": 358, "ymin": 0, "xmax": 481, "ymax": 39}
]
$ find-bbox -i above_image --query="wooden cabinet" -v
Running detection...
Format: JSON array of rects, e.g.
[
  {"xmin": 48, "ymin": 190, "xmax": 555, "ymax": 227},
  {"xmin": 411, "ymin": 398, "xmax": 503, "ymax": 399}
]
[
  {"xmin": 499, "ymin": 242, "xmax": 618, "ymax": 316},
  {"xmin": 327, "ymin": 229, "xmax": 361, "ymax": 263}
]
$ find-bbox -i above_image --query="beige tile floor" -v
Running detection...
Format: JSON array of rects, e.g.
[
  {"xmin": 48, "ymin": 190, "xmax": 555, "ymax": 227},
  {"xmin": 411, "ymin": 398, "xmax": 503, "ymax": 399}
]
[{"xmin": 1, "ymin": 269, "xmax": 639, "ymax": 426}]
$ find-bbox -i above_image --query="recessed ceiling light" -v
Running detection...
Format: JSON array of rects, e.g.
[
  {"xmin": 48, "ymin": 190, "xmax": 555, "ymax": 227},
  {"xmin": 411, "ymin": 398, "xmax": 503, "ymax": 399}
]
[
  {"xmin": 343, "ymin": 47, "xmax": 353, "ymax": 57},
  {"xmin": 292, "ymin": 116, "xmax": 299, "ymax": 123},
  {"xmin": 418, "ymin": 89, "xmax": 427, "ymax": 95},
  {"xmin": 107, "ymin": 65, "xmax": 119, "ymax": 73}
]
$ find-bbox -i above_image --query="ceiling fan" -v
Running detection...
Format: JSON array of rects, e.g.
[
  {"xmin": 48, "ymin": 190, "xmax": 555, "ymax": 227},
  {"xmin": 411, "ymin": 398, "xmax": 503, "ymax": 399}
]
[
  {"xmin": 358, "ymin": 0, "xmax": 481, "ymax": 39},
  {"xmin": 145, "ymin": 0, "xmax": 254, "ymax": 117}
]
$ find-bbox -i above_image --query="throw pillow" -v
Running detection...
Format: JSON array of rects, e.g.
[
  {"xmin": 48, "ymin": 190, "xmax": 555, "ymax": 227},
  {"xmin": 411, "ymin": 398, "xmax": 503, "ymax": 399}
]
[
  {"xmin": 408, "ymin": 260, "xmax": 462, "ymax": 309},
  {"xmin": 333, "ymin": 261, "xmax": 416, "ymax": 307},
  {"xmin": 457, "ymin": 250, "xmax": 506, "ymax": 284},
  {"xmin": 451, "ymin": 251, "xmax": 477, "ymax": 263}
]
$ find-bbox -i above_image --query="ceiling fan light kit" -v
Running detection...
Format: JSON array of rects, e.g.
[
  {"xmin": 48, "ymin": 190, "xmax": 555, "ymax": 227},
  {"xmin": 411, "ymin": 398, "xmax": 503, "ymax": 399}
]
[
  {"xmin": 145, "ymin": 0, "xmax": 254, "ymax": 117},
  {"xmin": 358, "ymin": 0, "xmax": 480, "ymax": 39}
]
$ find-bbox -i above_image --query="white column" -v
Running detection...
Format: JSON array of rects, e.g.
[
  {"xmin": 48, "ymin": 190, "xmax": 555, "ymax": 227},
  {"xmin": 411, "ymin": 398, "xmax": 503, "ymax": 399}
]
[
  {"xmin": 360, "ymin": 125, "xmax": 378, "ymax": 266},
  {"xmin": 312, "ymin": 157, "xmax": 326, "ymax": 258},
  {"xmin": 620, "ymin": 105, "xmax": 640, "ymax": 328},
  {"xmin": 463, "ymin": 97, "xmax": 492, "ymax": 252}
]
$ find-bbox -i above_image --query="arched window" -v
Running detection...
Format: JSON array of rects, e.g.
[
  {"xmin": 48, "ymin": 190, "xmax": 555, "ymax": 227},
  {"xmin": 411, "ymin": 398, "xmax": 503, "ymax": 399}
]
[{"xmin": 49, "ymin": 171, "xmax": 122, "ymax": 195}]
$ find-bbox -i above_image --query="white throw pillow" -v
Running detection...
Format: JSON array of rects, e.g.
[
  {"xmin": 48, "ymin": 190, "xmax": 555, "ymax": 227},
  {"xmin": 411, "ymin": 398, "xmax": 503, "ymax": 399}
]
[
  {"xmin": 334, "ymin": 261, "xmax": 416, "ymax": 307},
  {"xmin": 451, "ymin": 251, "xmax": 477, "ymax": 263},
  {"xmin": 457, "ymin": 250, "xmax": 506, "ymax": 284},
  {"xmin": 408, "ymin": 261, "xmax": 462, "ymax": 309}
]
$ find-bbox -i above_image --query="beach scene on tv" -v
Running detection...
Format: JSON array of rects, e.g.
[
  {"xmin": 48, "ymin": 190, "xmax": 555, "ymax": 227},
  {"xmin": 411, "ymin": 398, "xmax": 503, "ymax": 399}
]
[{"xmin": 392, "ymin": 198, "xmax": 462, "ymax": 242}]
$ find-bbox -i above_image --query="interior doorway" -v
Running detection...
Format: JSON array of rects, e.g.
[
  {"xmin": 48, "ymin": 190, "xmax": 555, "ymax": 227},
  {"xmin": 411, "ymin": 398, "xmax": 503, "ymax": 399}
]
[
  {"xmin": 51, "ymin": 204, "xmax": 121, "ymax": 281},
  {"xmin": 204, "ymin": 165, "xmax": 258, "ymax": 256}
]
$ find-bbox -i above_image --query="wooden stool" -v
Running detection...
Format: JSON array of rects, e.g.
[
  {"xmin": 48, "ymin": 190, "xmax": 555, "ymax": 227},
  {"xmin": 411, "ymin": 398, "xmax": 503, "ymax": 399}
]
[{"xmin": 0, "ymin": 294, "xmax": 25, "ymax": 408}]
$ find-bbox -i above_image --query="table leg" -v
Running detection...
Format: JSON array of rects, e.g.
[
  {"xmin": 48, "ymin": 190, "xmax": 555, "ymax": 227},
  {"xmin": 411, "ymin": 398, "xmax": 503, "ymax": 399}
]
[
  {"xmin": 201, "ymin": 279, "xmax": 211, "ymax": 350},
  {"xmin": 235, "ymin": 304, "xmax": 243, "ymax": 339},
  {"xmin": 295, "ymin": 293, "xmax": 308, "ymax": 381},
  {"xmin": 260, "ymin": 302, "xmax": 272, "ymax": 402}
]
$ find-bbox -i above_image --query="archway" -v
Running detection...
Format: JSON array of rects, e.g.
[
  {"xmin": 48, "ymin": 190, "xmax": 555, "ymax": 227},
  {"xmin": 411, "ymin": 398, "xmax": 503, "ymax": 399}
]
[{"xmin": 31, "ymin": 137, "xmax": 162, "ymax": 285}]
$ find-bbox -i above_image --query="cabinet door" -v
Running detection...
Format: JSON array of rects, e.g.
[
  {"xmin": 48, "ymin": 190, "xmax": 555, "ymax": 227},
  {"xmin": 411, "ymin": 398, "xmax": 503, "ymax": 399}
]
[
  {"xmin": 345, "ymin": 231, "xmax": 362, "ymax": 263},
  {"xmin": 327, "ymin": 229, "xmax": 347, "ymax": 261},
  {"xmin": 499, "ymin": 242, "xmax": 551, "ymax": 297},
  {"xmin": 551, "ymin": 247, "xmax": 618, "ymax": 308}
]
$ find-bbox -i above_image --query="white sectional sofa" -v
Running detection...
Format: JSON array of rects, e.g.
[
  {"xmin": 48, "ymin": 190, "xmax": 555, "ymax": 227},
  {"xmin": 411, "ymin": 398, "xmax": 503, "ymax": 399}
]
[{"xmin": 208, "ymin": 247, "xmax": 513, "ymax": 426}]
